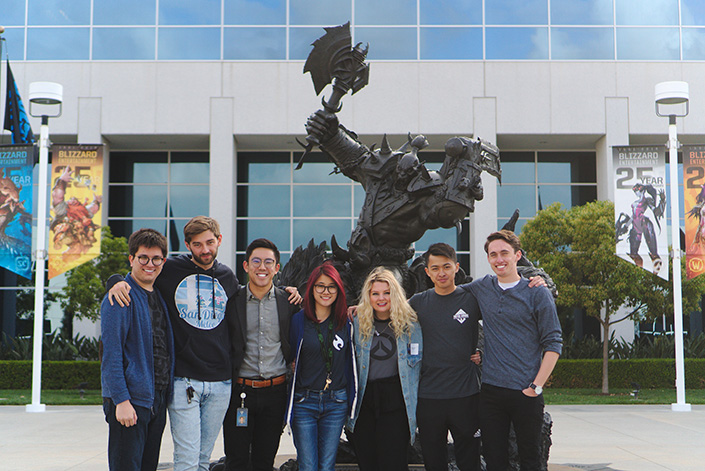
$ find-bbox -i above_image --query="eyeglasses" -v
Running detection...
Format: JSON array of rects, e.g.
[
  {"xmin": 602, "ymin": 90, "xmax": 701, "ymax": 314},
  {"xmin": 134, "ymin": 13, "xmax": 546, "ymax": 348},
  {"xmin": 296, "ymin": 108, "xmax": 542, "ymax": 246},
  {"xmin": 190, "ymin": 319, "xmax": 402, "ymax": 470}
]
[
  {"xmin": 136, "ymin": 255, "xmax": 164, "ymax": 266},
  {"xmin": 314, "ymin": 284, "xmax": 338, "ymax": 294},
  {"xmin": 249, "ymin": 257, "xmax": 277, "ymax": 269}
]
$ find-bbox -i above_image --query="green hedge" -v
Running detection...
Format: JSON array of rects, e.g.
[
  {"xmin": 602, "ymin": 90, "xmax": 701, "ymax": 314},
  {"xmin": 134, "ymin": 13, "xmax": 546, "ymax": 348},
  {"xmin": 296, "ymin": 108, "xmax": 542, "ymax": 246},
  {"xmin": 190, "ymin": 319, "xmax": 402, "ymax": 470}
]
[
  {"xmin": 550, "ymin": 359, "xmax": 705, "ymax": 389},
  {"xmin": 0, "ymin": 361, "xmax": 100, "ymax": 389},
  {"xmin": 3, "ymin": 359, "xmax": 705, "ymax": 390}
]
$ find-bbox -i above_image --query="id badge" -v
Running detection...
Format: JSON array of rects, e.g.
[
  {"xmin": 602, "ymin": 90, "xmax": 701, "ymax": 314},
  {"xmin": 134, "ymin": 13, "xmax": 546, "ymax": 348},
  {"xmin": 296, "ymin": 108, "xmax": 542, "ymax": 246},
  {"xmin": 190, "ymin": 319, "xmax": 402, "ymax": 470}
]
[
  {"xmin": 236, "ymin": 407, "xmax": 248, "ymax": 427},
  {"xmin": 409, "ymin": 343, "xmax": 419, "ymax": 356}
]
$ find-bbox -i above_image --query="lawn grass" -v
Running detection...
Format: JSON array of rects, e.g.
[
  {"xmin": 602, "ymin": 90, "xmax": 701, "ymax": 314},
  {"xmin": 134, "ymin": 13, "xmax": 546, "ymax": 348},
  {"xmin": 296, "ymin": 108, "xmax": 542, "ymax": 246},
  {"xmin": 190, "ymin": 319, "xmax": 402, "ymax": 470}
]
[
  {"xmin": 2, "ymin": 388, "xmax": 705, "ymax": 406},
  {"xmin": 0, "ymin": 389, "xmax": 103, "ymax": 405},
  {"xmin": 545, "ymin": 388, "xmax": 705, "ymax": 405}
]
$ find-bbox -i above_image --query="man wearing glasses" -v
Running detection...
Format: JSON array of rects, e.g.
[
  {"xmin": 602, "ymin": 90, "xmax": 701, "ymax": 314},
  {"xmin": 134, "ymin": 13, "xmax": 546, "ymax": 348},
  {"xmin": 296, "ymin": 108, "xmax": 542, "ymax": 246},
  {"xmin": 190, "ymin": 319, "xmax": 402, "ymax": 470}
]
[
  {"xmin": 108, "ymin": 218, "xmax": 301, "ymax": 471},
  {"xmin": 101, "ymin": 228, "xmax": 174, "ymax": 471},
  {"xmin": 108, "ymin": 216, "xmax": 238, "ymax": 471},
  {"xmin": 223, "ymin": 238, "xmax": 300, "ymax": 471}
]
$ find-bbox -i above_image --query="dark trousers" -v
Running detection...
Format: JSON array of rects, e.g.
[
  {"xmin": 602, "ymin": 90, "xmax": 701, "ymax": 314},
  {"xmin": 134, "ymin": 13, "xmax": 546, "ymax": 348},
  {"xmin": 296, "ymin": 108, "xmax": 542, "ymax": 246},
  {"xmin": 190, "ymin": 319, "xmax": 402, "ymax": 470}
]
[
  {"xmin": 223, "ymin": 381, "xmax": 288, "ymax": 471},
  {"xmin": 103, "ymin": 388, "xmax": 168, "ymax": 471},
  {"xmin": 349, "ymin": 376, "xmax": 410, "ymax": 471},
  {"xmin": 480, "ymin": 384, "xmax": 545, "ymax": 471},
  {"xmin": 416, "ymin": 394, "xmax": 480, "ymax": 471}
]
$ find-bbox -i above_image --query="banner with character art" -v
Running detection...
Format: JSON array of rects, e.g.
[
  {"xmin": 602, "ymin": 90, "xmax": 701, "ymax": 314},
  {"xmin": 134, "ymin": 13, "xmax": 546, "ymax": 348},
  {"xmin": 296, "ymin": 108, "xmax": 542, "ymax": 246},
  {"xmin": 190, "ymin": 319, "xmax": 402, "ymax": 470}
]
[
  {"xmin": 613, "ymin": 146, "xmax": 668, "ymax": 280},
  {"xmin": 683, "ymin": 145, "xmax": 705, "ymax": 279},
  {"xmin": 0, "ymin": 144, "xmax": 34, "ymax": 278},
  {"xmin": 48, "ymin": 144, "xmax": 103, "ymax": 279}
]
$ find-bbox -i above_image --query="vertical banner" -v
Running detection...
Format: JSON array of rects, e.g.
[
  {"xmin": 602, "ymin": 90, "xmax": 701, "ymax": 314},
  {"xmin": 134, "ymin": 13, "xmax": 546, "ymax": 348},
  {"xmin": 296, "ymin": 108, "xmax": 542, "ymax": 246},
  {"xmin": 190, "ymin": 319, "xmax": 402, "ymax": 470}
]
[
  {"xmin": 683, "ymin": 145, "xmax": 705, "ymax": 279},
  {"xmin": 0, "ymin": 145, "xmax": 34, "ymax": 278},
  {"xmin": 613, "ymin": 146, "xmax": 668, "ymax": 280},
  {"xmin": 48, "ymin": 145, "xmax": 104, "ymax": 279}
]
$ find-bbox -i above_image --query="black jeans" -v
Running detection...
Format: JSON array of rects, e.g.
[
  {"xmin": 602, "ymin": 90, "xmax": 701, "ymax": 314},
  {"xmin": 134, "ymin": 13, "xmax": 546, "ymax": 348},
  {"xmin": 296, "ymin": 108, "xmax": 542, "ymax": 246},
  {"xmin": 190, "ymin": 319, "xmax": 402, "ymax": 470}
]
[
  {"xmin": 416, "ymin": 394, "xmax": 480, "ymax": 471},
  {"xmin": 480, "ymin": 384, "xmax": 545, "ymax": 471},
  {"xmin": 223, "ymin": 381, "xmax": 288, "ymax": 471},
  {"xmin": 349, "ymin": 375, "xmax": 410, "ymax": 471},
  {"xmin": 103, "ymin": 388, "xmax": 168, "ymax": 471}
]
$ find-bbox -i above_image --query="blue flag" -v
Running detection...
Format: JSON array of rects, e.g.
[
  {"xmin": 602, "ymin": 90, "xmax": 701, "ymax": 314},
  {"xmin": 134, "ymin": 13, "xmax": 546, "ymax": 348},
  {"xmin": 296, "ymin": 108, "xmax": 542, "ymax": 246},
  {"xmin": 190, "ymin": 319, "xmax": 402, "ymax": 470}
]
[
  {"xmin": 0, "ymin": 144, "xmax": 34, "ymax": 278},
  {"xmin": 3, "ymin": 61, "xmax": 34, "ymax": 144}
]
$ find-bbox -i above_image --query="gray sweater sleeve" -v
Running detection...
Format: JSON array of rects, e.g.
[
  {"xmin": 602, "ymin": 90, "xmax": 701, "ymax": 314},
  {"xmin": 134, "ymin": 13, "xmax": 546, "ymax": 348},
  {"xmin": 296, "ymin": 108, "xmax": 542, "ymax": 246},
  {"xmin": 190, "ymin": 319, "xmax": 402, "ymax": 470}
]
[{"xmin": 533, "ymin": 286, "xmax": 562, "ymax": 355}]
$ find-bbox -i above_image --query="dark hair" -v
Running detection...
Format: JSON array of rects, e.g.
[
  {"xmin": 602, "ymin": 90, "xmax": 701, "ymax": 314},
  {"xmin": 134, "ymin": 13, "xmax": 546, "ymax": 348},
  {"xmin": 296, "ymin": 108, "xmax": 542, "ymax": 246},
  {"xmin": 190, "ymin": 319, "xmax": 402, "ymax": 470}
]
[
  {"xmin": 128, "ymin": 228, "xmax": 167, "ymax": 257},
  {"xmin": 423, "ymin": 242, "xmax": 457, "ymax": 265},
  {"xmin": 183, "ymin": 216, "xmax": 221, "ymax": 243},
  {"xmin": 245, "ymin": 238, "xmax": 280, "ymax": 264},
  {"xmin": 484, "ymin": 230, "xmax": 521, "ymax": 254},
  {"xmin": 303, "ymin": 263, "xmax": 347, "ymax": 331}
]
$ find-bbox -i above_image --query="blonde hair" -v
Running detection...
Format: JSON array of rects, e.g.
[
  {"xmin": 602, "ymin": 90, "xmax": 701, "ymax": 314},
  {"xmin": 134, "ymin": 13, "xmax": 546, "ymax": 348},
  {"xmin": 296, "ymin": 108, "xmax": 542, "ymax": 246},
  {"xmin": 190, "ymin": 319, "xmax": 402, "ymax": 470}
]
[{"xmin": 358, "ymin": 267, "xmax": 418, "ymax": 342}]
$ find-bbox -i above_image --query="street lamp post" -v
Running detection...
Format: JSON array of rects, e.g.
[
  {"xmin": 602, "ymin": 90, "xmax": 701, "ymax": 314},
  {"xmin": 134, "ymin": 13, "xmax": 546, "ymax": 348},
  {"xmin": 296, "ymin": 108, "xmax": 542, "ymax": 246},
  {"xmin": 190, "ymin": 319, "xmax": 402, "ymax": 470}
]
[
  {"xmin": 25, "ymin": 81, "xmax": 63, "ymax": 413},
  {"xmin": 655, "ymin": 80, "xmax": 691, "ymax": 412}
]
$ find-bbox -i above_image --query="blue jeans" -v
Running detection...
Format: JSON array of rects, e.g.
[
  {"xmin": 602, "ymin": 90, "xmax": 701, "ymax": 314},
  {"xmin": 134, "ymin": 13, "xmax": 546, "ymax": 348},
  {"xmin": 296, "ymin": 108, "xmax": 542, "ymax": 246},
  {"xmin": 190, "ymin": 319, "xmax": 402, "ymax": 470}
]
[
  {"xmin": 103, "ymin": 388, "xmax": 168, "ymax": 471},
  {"xmin": 291, "ymin": 389, "xmax": 348, "ymax": 471},
  {"xmin": 169, "ymin": 377, "xmax": 232, "ymax": 471}
]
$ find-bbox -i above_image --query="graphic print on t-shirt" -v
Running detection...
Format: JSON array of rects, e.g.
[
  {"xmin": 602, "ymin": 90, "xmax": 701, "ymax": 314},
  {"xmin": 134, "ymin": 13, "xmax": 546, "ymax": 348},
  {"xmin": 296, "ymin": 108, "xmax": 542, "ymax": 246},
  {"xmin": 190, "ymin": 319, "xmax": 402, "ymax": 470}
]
[
  {"xmin": 174, "ymin": 274, "xmax": 227, "ymax": 330},
  {"xmin": 333, "ymin": 334, "xmax": 344, "ymax": 351},
  {"xmin": 371, "ymin": 330, "xmax": 396, "ymax": 361},
  {"xmin": 453, "ymin": 309, "xmax": 469, "ymax": 324}
]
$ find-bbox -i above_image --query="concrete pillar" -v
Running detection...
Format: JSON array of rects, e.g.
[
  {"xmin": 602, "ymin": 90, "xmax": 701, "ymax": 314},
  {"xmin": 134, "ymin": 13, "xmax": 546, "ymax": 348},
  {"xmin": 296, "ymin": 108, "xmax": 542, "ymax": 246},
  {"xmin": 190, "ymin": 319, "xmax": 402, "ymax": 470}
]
[
  {"xmin": 596, "ymin": 97, "xmax": 629, "ymax": 202},
  {"xmin": 76, "ymin": 97, "xmax": 106, "ymax": 339},
  {"xmin": 209, "ymin": 97, "xmax": 236, "ymax": 270},
  {"xmin": 469, "ymin": 97, "xmax": 498, "ymax": 279},
  {"xmin": 77, "ymin": 97, "xmax": 109, "ymax": 226}
]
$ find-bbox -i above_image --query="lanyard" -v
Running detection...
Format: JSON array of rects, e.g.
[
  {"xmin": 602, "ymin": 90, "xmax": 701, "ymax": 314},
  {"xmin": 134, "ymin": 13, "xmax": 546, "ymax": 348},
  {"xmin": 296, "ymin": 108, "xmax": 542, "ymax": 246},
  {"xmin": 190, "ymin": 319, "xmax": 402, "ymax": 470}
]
[{"xmin": 315, "ymin": 317, "xmax": 334, "ymax": 390}]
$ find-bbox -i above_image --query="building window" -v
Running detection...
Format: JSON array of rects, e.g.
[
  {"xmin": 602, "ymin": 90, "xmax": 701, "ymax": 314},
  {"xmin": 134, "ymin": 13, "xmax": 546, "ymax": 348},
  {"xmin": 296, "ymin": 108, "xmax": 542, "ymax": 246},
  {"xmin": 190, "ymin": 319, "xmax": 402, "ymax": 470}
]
[
  {"xmin": 550, "ymin": 0, "xmax": 613, "ymax": 25},
  {"xmin": 6, "ymin": 0, "xmax": 705, "ymax": 61},
  {"xmin": 108, "ymin": 151, "xmax": 209, "ymax": 253},
  {"xmin": 497, "ymin": 151, "xmax": 597, "ymax": 233}
]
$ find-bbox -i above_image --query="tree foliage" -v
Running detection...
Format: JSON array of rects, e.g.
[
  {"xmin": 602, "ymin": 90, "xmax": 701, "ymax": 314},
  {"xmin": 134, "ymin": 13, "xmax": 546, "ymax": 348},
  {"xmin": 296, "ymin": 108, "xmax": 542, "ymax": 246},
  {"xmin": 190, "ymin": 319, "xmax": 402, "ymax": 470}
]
[
  {"xmin": 57, "ymin": 227, "xmax": 130, "ymax": 334},
  {"xmin": 520, "ymin": 200, "xmax": 705, "ymax": 393},
  {"xmin": 15, "ymin": 271, "xmax": 58, "ymax": 321}
]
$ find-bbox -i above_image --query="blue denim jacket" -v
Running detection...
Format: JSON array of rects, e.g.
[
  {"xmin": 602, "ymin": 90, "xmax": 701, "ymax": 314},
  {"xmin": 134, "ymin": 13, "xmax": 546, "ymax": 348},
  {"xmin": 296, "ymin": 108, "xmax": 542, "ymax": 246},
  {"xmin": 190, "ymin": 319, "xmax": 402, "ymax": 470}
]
[{"xmin": 347, "ymin": 317, "xmax": 422, "ymax": 443}]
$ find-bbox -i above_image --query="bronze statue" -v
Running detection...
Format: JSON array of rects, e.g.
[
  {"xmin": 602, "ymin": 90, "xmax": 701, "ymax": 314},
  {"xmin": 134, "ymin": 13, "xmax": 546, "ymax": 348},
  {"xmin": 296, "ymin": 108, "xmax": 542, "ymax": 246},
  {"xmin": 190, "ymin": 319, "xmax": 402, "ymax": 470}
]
[
  {"xmin": 289, "ymin": 23, "xmax": 502, "ymax": 300},
  {"xmin": 305, "ymin": 111, "xmax": 500, "ymax": 296}
]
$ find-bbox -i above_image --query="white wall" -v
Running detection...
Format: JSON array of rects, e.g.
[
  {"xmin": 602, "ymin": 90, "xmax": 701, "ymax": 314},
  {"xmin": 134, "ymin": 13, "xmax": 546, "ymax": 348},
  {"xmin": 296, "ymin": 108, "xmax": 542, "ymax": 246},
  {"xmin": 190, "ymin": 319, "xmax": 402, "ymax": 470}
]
[
  {"xmin": 602, "ymin": 305, "xmax": 637, "ymax": 346},
  {"xmin": 3, "ymin": 61, "xmax": 703, "ymax": 147}
]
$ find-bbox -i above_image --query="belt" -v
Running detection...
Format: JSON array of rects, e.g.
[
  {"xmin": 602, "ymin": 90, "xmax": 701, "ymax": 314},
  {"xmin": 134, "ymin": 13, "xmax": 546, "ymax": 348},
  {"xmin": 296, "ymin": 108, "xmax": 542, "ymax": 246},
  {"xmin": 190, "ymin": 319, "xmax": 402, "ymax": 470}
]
[{"xmin": 237, "ymin": 374, "xmax": 287, "ymax": 388}]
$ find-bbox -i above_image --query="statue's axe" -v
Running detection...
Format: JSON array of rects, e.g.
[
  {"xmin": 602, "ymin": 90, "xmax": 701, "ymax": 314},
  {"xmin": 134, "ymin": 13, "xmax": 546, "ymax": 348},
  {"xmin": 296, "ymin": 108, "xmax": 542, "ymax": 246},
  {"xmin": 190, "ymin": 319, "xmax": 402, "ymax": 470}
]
[{"xmin": 296, "ymin": 22, "xmax": 370, "ymax": 170}]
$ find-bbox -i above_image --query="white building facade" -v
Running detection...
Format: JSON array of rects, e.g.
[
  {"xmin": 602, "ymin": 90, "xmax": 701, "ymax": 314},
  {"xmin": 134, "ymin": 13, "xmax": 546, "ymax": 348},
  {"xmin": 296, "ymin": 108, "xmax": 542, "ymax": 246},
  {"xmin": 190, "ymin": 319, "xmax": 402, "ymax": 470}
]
[{"xmin": 2, "ymin": 0, "xmax": 705, "ymax": 338}]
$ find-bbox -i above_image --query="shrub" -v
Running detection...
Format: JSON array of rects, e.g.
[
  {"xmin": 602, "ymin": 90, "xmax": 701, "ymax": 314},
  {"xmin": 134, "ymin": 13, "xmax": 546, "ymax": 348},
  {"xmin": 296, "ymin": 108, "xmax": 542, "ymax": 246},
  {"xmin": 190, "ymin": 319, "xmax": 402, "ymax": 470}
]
[
  {"xmin": 549, "ymin": 359, "xmax": 705, "ymax": 389},
  {"xmin": 0, "ymin": 332, "xmax": 100, "ymax": 361},
  {"xmin": 0, "ymin": 361, "xmax": 101, "ymax": 389},
  {"xmin": 560, "ymin": 333, "xmax": 705, "ymax": 360}
]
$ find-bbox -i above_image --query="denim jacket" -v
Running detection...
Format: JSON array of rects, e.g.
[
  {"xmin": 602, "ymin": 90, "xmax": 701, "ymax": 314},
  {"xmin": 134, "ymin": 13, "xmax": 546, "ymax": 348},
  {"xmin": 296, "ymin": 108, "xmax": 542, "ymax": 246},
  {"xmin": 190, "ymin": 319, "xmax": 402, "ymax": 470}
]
[{"xmin": 347, "ymin": 317, "xmax": 423, "ymax": 443}]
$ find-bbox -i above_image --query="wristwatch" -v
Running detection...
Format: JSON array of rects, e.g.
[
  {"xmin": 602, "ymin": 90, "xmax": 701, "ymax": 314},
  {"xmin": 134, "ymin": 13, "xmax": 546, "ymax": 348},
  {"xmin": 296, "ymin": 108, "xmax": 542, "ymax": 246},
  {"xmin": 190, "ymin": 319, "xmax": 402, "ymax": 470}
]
[{"xmin": 529, "ymin": 383, "xmax": 543, "ymax": 395}]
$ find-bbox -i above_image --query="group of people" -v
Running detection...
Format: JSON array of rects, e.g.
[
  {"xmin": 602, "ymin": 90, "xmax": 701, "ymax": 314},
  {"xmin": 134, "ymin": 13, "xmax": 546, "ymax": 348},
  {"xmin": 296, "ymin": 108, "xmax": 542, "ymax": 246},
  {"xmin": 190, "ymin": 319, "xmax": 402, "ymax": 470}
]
[{"xmin": 100, "ymin": 215, "xmax": 563, "ymax": 471}]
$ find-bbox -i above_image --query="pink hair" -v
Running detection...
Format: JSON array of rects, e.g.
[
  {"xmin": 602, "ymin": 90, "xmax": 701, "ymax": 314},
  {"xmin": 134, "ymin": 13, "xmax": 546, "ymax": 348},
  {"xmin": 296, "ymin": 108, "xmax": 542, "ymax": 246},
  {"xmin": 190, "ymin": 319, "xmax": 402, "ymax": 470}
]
[{"xmin": 303, "ymin": 262, "xmax": 348, "ymax": 331}]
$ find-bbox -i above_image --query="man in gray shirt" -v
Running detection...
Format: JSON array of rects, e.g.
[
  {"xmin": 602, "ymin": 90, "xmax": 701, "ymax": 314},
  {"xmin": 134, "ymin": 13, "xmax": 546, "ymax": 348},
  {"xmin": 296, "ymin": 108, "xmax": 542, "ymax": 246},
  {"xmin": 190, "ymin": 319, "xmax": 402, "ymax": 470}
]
[
  {"xmin": 409, "ymin": 243, "xmax": 482, "ymax": 471},
  {"xmin": 468, "ymin": 230, "xmax": 562, "ymax": 471},
  {"xmin": 223, "ymin": 239, "xmax": 300, "ymax": 471}
]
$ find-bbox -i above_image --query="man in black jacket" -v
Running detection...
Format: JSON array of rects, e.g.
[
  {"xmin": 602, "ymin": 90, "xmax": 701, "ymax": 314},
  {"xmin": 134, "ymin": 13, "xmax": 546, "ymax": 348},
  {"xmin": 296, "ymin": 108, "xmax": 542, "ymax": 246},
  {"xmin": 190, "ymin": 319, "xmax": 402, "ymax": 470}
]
[{"xmin": 223, "ymin": 238, "xmax": 300, "ymax": 471}]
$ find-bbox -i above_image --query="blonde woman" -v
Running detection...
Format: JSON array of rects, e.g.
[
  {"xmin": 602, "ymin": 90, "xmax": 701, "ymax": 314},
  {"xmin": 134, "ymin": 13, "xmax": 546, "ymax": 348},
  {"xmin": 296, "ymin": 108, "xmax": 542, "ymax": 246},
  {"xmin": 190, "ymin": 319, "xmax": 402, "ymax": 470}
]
[{"xmin": 347, "ymin": 267, "xmax": 423, "ymax": 471}]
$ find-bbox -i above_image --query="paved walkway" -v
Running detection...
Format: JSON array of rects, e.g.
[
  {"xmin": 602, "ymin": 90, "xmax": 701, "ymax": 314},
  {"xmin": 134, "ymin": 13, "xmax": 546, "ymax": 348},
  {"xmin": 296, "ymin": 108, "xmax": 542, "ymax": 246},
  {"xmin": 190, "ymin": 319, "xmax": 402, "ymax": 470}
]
[{"xmin": 1, "ymin": 404, "xmax": 703, "ymax": 471}]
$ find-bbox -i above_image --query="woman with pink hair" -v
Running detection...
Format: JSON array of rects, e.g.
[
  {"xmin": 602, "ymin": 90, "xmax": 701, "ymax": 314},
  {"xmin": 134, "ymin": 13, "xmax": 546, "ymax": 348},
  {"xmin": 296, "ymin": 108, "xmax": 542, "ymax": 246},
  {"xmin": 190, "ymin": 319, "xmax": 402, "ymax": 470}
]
[{"xmin": 286, "ymin": 263, "xmax": 357, "ymax": 471}]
